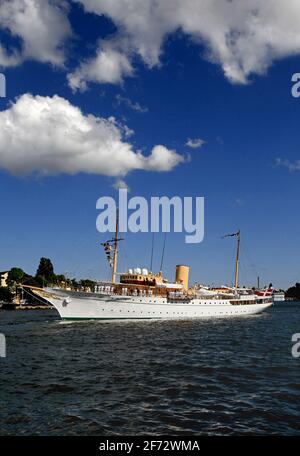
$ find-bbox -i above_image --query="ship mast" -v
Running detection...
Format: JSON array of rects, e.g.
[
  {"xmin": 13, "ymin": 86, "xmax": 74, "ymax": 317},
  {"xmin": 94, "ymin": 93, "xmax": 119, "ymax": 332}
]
[
  {"xmin": 234, "ymin": 230, "xmax": 240, "ymax": 288},
  {"xmin": 112, "ymin": 208, "xmax": 119, "ymax": 284},
  {"xmin": 222, "ymin": 230, "xmax": 240, "ymax": 289},
  {"xmin": 101, "ymin": 209, "xmax": 123, "ymax": 284}
]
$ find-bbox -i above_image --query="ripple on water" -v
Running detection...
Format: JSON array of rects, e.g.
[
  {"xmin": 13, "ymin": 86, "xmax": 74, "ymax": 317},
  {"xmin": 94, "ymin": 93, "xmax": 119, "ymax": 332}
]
[{"xmin": 0, "ymin": 306, "xmax": 300, "ymax": 435}]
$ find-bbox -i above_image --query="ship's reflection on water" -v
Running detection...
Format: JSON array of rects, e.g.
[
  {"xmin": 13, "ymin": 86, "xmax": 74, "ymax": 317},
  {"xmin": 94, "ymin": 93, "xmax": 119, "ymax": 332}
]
[{"xmin": 0, "ymin": 305, "xmax": 299, "ymax": 435}]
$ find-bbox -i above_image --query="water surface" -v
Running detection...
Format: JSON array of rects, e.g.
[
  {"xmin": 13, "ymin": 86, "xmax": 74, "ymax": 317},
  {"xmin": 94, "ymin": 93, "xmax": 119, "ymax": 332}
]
[{"xmin": 0, "ymin": 304, "xmax": 299, "ymax": 435}]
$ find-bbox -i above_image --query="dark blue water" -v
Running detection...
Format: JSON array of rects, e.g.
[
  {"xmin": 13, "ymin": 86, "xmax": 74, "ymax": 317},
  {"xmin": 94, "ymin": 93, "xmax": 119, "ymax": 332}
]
[{"xmin": 0, "ymin": 304, "xmax": 300, "ymax": 435}]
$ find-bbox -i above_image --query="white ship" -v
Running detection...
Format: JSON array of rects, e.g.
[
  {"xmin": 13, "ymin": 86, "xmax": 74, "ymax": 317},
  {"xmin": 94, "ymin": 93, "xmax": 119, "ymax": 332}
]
[
  {"xmin": 24, "ymin": 219, "xmax": 273, "ymax": 320},
  {"xmin": 273, "ymin": 291, "xmax": 285, "ymax": 302}
]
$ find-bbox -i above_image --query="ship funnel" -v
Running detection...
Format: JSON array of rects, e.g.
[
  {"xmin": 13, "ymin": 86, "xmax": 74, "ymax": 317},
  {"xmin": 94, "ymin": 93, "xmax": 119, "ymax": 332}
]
[{"xmin": 175, "ymin": 265, "xmax": 190, "ymax": 290}]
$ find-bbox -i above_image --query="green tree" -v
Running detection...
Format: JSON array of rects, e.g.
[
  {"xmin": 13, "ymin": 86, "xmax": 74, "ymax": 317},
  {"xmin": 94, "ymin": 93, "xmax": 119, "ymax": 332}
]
[
  {"xmin": 71, "ymin": 278, "xmax": 79, "ymax": 290},
  {"xmin": 0, "ymin": 287, "xmax": 13, "ymax": 302},
  {"xmin": 286, "ymin": 283, "xmax": 300, "ymax": 300},
  {"xmin": 7, "ymin": 267, "xmax": 25, "ymax": 289},
  {"xmin": 22, "ymin": 274, "xmax": 42, "ymax": 287},
  {"xmin": 56, "ymin": 274, "xmax": 67, "ymax": 286},
  {"xmin": 79, "ymin": 279, "xmax": 96, "ymax": 290},
  {"xmin": 36, "ymin": 258, "xmax": 56, "ymax": 285}
]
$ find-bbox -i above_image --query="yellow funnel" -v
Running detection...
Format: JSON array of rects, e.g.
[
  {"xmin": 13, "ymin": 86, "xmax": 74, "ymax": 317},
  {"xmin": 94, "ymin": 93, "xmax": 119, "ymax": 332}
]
[{"xmin": 175, "ymin": 265, "xmax": 190, "ymax": 290}]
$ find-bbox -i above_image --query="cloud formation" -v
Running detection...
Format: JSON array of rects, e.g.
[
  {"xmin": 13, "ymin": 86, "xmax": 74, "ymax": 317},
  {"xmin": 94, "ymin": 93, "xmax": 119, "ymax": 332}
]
[
  {"xmin": 0, "ymin": 0, "xmax": 72, "ymax": 68},
  {"xmin": 112, "ymin": 179, "xmax": 130, "ymax": 191},
  {"xmin": 72, "ymin": 0, "xmax": 300, "ymax": 87},
  {"xmin": 115, "ymin": 94, "xmax": 148, "ymax": 113},
  {"xmin": 68, "ymin": 41, "xmax": 134, "ymax": 91},
  {"xmin": 186, "ymin": 138, "xmax": 205, "ymax": 149},
  {"xmin": 0, "ymin": 94, "xmax": 183, "ymax": 177},
  {"xmin": 276, "ymin": 158, "xmax": 300, "ymax": 172},
  {"xmin": 2, "ymin": 1, "xmax": 300, "ymax": 87}
]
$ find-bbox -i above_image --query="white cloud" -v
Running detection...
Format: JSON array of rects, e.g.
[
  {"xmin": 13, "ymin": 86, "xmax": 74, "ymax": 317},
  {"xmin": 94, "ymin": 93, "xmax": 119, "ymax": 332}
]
[
  {"xmin": 115, "ymin": 94, "xmax": 148, "ymax": 113},
  {"xmin": 112, "ymin": 179, "xmax": 130, "ymax": 191},
  {"xmin": 0, "ymin": 93, "xmax": 183, "ymax": 176},
  {"xmin": 234, "ymin": 198, "xmax": 244, "ymax": 207},
  {"xmin": 67, "ymin": 41, "xmax": 133, "ymax": 91},
  {"xmin": 141, "ymin": 145, "xmax": 183, "ymax": 171},
  {"xmin": 276, "ymin": 158, "xmax": 300, "ymax": 172},
  {"xmin": 186, "ymin": 138, "xmax": 205, "ymax": 149},
  {"xmin": 74, "ymin": 0, "xmax": 300, "ymax": 85},
  {"xmin": 0, "ymin": 0, "xmax": 72, "ymax": 68},
  {"xmin": 2, "ymin": 1, "xmax": 300, "ymax": 87}
]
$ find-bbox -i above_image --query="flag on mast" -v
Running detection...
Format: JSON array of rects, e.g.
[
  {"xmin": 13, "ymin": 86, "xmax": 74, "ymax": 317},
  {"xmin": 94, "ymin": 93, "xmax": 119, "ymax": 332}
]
[
  {"xmin": 101, "ymin": 241, "xmax": 114, "ymax": 268},
  {"xmin": 222, "ymin": 231, "xmax": 240, "ymax": 238}
]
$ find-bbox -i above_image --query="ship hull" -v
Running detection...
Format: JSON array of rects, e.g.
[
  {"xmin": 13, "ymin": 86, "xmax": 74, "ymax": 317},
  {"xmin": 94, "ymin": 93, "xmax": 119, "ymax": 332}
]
[{"xmin": 34, "ymin": 288, "xmax": 273, "ymax": 320}]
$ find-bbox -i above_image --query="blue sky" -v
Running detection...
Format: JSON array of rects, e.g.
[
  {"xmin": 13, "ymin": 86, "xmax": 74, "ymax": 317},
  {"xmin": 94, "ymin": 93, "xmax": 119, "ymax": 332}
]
[{"xmin": 0, "ymin": 1, "xmax": 300, "ymax": 289}]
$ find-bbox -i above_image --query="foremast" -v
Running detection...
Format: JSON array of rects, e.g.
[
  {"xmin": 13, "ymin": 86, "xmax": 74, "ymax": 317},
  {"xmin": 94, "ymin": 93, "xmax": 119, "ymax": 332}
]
[
  {"xmin": 111, "ymin": 209, "xmax": 119, "ymax": 284},
  {"xmin": 101, "ymin": 209, "xmax": 123, "ymax": 284}
]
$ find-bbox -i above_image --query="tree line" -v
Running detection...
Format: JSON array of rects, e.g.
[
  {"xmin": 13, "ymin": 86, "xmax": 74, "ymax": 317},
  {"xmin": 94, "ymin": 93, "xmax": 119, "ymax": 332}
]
[
  {"xmin": 285, "ymin": 283, "xmax": 300, "ymax": 301},
  {"xmin": 0, "ymin": 257, "xmax": 96, "ymax": 303}
]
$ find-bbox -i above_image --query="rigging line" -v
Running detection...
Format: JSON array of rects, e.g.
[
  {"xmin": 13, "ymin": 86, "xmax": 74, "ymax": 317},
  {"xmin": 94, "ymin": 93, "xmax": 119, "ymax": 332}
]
[
  {"xmin": 120, "ymin": 232, "xmax": 129, "ymax": 274},
  {"xmin": 243, "ymin": 239, "xmax": 259, "ymax": 283},
  {"xmin": 160, "ymin": 232, "xmax": 167, "ymax": 272},
  {"xmin": 19, "ymin": 287, "xmax": 49, "ymax": 306},
  {"xmin": 122, "ymin": 233, "xmax": 135, "ymax": 273}
]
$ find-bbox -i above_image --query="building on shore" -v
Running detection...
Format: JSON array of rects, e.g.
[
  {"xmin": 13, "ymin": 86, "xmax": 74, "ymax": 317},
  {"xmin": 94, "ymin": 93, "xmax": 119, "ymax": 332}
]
[
  {"xmin": 0, "ymin": 271, "xmax": 8, "ymax": 288},
  {"xmin": 273, "ymin": 291, "xmax": 285, "ymax": 302}
]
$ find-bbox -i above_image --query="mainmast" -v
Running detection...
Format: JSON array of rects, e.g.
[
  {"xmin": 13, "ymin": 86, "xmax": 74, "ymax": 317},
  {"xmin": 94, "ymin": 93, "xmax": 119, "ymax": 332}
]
[
  {"xmin": 234, "ymin": 230, "xmax": 240, "ymax": 288},
  {"xmin": 222, "ymin": 230, "xmax": 240, "ymax": 289}
]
